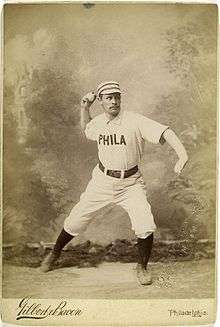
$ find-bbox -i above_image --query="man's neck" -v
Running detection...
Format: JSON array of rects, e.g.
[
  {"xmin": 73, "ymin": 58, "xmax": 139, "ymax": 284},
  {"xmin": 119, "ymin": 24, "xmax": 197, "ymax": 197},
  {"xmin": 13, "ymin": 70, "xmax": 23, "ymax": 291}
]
[{"xmin": 105, "ymin": 110, "xmax": 121, "ymax": 122}]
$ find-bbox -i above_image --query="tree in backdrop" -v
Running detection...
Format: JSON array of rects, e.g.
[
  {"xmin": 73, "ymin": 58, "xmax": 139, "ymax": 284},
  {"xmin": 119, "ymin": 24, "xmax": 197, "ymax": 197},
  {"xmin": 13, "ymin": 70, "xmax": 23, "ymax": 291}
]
[
  {"xmin": 4, "ymin": 30, "xmax": 97, "ymax": 245},
  {"xmin": 3, "ymin": 85, "xmax": 58, "ymax": 245},
  {"xmin": 150, "ymin": 10, "xmax": 217, "ymax": 242}
]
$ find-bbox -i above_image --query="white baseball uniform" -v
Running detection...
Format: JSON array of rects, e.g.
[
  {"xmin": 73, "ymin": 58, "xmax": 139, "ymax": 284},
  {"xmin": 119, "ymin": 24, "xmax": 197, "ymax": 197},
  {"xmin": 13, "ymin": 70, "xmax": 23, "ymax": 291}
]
[{"xmin": 64, "ymin": 110, "xmax": 169, "ymax": 239}]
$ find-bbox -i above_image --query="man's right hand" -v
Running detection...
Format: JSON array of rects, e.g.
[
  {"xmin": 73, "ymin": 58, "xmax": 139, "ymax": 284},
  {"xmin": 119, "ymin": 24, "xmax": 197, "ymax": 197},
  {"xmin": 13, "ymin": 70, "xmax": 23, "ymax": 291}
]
[{"xmin": 81, "ymin": 92, "xmax": 96, "ymax": 109}]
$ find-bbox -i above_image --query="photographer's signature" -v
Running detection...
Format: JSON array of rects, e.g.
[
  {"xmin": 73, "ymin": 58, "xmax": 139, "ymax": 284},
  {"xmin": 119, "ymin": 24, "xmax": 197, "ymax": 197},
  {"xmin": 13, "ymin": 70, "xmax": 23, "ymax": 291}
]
[{"xmin": 16, "ymin": 297, "xmax": 83, "ymax": 320}]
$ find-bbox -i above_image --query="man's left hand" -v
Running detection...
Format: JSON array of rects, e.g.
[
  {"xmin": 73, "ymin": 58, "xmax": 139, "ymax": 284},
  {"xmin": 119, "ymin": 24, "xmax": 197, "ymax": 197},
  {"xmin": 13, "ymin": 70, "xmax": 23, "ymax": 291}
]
[{"xmin": 174, "ymin": 157, "xmax": 188, "ymax": 175}]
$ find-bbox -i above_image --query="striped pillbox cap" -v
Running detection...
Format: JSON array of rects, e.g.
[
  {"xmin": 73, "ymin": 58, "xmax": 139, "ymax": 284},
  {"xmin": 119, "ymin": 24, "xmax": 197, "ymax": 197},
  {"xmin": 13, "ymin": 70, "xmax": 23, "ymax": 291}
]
[{"xmin": 97, "ymin": 81, "xmax": 121, "ymax": 97}]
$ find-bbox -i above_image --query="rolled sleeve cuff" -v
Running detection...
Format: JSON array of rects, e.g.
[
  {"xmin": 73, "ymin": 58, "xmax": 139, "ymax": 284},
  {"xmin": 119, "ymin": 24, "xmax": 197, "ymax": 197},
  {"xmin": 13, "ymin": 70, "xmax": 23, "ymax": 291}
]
[{"xmin": 159, "ymin": 126, "xmax": 170, "ymax": 145}]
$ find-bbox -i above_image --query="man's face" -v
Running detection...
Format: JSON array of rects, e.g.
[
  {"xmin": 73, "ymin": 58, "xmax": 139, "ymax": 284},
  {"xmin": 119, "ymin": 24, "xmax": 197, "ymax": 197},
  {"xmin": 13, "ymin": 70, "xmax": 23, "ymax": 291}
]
[{"xmin": 100, "ymin": 93, "xmax": 121, "ymax": 117}]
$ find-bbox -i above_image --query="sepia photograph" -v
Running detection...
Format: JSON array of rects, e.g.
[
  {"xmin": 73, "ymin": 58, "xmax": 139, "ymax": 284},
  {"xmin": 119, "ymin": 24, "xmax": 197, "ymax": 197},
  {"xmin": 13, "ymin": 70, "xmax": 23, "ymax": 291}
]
[{"xmin": 2, "ymin": 2, "xmax": 217, "ymax": 326}]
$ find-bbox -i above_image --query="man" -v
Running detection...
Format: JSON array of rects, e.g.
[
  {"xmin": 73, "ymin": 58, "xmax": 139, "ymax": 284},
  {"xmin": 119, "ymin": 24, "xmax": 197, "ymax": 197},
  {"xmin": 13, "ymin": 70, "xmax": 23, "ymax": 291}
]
[{"xmin": 41, "ymin": 81, "xmax": 188, "ymax": 285}]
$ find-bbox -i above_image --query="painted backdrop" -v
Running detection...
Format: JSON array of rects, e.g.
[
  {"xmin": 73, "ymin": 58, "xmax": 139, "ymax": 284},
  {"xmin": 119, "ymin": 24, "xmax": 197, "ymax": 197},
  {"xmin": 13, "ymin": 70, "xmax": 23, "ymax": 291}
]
[{"xmin": 4, "ymin": 4, "xmax": 217, "ymax": 245}]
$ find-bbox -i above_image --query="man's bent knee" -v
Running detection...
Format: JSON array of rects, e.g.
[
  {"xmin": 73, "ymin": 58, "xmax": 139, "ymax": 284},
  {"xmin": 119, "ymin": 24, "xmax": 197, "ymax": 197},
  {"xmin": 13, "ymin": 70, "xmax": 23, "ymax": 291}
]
[
  {"xmin": 63, "ymin": 224, "xmax": 79, "ymax": 237},
  {"xmin": 63, "ymin": 215, "xmax": 87, "ymax": 237}
]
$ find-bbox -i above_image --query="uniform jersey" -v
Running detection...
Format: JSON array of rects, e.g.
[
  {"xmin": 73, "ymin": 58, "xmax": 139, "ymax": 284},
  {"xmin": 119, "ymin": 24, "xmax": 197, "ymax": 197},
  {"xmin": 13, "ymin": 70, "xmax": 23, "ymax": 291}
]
[{"xmin": 85, "ymin": 110, "xmax": 169, "ymax": 170}]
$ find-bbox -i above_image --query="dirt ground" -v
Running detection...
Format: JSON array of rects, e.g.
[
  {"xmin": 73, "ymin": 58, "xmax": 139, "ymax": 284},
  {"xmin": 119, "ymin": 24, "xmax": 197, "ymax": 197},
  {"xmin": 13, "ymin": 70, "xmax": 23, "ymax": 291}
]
[{"xmin": 3, "ymin": 259, "xmax": 215, "ymax": 299}]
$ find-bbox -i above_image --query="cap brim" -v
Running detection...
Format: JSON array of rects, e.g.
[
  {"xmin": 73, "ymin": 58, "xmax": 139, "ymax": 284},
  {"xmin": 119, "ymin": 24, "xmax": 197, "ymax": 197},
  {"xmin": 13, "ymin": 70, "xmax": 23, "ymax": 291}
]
[{"xmin": 99, "ymin": 88, "xmax": 121, "ymax": 95}]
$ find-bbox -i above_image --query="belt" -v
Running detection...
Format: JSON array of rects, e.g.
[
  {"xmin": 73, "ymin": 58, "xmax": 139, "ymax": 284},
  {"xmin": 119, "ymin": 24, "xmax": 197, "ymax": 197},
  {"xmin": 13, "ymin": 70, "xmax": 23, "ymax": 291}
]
[{"xmin": 98, "ymin": 161, "xmax": 138, "ymax": 179}]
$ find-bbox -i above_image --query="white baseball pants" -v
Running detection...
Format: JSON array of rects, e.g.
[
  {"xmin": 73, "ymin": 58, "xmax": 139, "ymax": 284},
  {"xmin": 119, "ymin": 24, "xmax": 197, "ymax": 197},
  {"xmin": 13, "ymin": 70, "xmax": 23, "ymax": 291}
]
[{"xmin": 64, "ymin": 165, "xmax": 156, "ymax": 239}]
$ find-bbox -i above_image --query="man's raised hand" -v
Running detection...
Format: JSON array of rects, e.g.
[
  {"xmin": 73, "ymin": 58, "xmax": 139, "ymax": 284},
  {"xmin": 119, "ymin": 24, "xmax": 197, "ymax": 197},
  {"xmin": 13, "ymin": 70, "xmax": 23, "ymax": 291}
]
[{"xmin": 81, "ymin": 92, "xmax": 96, "ymax": 108}]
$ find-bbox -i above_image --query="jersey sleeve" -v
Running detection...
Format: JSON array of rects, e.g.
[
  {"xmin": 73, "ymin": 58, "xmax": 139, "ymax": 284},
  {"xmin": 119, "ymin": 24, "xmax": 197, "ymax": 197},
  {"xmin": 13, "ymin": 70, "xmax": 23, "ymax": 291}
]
[
  {"xmin": 84, "ymin": 118, "xmax": 99, "ymax": 141},
  {"xmin": 137, "ymin": 114, "xmax": 169, "ymax": 144}
]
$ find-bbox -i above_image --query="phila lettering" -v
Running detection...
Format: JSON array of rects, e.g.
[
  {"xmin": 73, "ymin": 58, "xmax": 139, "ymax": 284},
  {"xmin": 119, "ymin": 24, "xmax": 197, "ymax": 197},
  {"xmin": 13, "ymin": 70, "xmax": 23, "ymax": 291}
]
[{"xmin": 98, "ymin": 134, "xmax": 127, "ymax": 145}]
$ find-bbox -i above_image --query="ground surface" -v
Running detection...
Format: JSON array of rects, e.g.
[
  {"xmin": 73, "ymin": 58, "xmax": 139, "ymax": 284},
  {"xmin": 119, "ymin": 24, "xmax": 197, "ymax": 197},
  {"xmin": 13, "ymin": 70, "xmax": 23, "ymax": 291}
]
[{"xmin": 3, "ymin": 259, "xmax": 215, "ymax": 299}]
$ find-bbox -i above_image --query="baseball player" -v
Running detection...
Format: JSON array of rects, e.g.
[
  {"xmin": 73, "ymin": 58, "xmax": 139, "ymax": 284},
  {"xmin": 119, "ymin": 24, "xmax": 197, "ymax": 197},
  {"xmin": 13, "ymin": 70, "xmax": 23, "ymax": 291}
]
[{"xmin": 41, "ymin": 81, "xmax": 188, "ymax": 285}]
